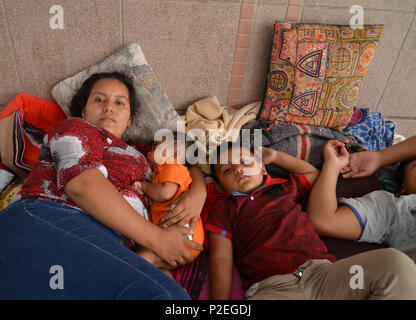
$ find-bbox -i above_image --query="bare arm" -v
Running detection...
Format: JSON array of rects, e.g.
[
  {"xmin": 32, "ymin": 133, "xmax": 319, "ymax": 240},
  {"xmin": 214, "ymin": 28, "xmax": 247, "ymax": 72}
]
[
  {"xmin": 64, "ymin": 168, "xmax": 202, "ymax": 266},
  {"xmin": 376, "ymin": 135, "xmax": 416, "ymax": 166},
  {"xmin": 209, "ymin": 232, "xmax": 233, "ymax": 300},
  {"xmin": 262, "ymin": 147, "xmax": 320, "ymax": 186},
  {"xmin": 343, "ymin": 135, "xmax": 416, "ymax": 178},
  {"xmin": 307, "ymin": 140, "xmax": 362, "ymax": 240}
]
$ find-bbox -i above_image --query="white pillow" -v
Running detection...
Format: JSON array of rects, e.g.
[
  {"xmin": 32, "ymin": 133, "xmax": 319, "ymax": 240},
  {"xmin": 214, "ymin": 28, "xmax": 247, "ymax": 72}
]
[{"xmin": 52, "ymin": 43, "xmax": 180, "ymax": 143}]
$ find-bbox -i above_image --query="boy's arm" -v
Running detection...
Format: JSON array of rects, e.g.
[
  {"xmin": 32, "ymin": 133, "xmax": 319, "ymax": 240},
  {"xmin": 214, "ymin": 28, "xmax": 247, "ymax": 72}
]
[
  {"xmin": 262, "ymin": 147, "xmax": 320, "ymax": 186},
  {"xmin": 343, "ymin": 135, "xmax": 416, "ymax": 178},
  {"xmin": 307, "ymin": 140, "xmax": 362, "ymax": 240},
  {"xmin": 139, "ymin": 181, "xmax": 179, "ymax": 202},
  {"xmin": 209, "ymin": 232, "xmax": 233, "ymax": 300}
]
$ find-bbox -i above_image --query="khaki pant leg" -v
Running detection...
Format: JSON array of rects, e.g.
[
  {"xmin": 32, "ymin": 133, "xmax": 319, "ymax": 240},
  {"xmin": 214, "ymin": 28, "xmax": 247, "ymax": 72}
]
[
  {"xmin": 247, "ymin": 273, "xmax": 306, "ymax": 300},
  {"xmin": 301, "ymin": 248, "xmax": 416, "ymax": 300}
]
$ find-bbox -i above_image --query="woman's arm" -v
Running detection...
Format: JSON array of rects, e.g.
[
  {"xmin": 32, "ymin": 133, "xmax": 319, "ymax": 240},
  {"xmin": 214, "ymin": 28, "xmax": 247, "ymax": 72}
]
[
  {"xmin": 161, "ymin": 165, "xmax": 207, "ymax": 228},
  {"xmin": 64, "ymin": 168, "xmax": 202, "ymax": 267},
  {"xmin": 262, "ymin": 147, "xmax": 320, "ymax": 187},
  {"xmin": 209, "ymin": 232, "xmax": 233, "ymax": 300}
]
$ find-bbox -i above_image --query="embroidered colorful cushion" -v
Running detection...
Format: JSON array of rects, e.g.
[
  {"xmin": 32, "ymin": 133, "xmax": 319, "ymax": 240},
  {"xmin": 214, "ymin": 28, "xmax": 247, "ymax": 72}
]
[{"xmin": 259, "ymin": 22, "xmax": 385, "ymax": 129}]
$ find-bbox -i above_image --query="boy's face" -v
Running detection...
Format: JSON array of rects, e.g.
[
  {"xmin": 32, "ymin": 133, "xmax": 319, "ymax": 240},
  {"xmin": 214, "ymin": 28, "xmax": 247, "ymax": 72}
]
[
  {"xmin": 402, "ymin": 159, "xmax": 416, "ymax": 195},
  {"xmin": 213, "ymin": 146, "xmax": 266, "ymax": 194}
]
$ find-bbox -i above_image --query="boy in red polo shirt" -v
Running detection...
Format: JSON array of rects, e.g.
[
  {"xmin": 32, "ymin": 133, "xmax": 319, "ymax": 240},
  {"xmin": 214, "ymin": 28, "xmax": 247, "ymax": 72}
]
[{"xmin": 207, "ymin": 141, "xmax": 416, "ymax": 300}]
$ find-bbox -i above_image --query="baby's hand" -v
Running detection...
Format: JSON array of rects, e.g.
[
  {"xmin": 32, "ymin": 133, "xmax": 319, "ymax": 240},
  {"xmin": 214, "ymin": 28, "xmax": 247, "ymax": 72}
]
[
  {"xmin": 132, "ymin": 181, "xmax": 152, "ymax": 206},
  {"xmin": 132, "ymin": 181, "xmax": 144, "ymax": 195}
]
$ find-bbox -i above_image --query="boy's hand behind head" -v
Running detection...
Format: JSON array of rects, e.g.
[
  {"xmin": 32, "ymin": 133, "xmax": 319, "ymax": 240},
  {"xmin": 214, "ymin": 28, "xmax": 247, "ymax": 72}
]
[
  {"xmin": 261, "ymin": 147, "xmax": 277, "ymax": 165},
  {"xmin": 323, "ymin": 140, "xmax": 350, "ymax": 172}
]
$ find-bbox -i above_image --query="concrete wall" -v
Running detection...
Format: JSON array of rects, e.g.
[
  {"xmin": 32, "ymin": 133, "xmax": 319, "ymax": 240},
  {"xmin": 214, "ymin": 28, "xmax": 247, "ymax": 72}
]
[{"xmin": 1, "ymin": 0, "xmax": 415, "ymax": 136}]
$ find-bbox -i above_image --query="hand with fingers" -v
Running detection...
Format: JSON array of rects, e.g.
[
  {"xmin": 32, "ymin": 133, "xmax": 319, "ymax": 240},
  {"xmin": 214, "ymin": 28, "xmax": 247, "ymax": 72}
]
[
  {"xmin": 323, "ymin": 139, "xmax": 350, "ymax": 172},
  {"xmin": 131, "ymin": 181, "xmax": 152, "ymax": 207},
  {"xmin": 160, "ymin": 188, "xmax": 204, "ymax": 230},
  {"xmin": 155, "ymin": 224, "xmax": 203, "ymax": 268},
  {"xmin": 260, "ymin": 147, "xmax": 277, "ymax": 165},
  {"xmin": 341, "ymin": 150, "xmax": 381, "ymax": 179}
]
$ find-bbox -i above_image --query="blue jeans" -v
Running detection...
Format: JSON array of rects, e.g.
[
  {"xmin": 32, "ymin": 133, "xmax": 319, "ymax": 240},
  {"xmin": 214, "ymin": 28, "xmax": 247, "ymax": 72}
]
[{"xmin": 0, "ymin": 198, "xmax": 190, "ymax": 300}]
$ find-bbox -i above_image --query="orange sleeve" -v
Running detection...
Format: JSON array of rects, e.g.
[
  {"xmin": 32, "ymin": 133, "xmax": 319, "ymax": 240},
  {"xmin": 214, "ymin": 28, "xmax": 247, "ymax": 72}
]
[{"xmin": 152, "ymin": 163, "xmax": 192, "ymax": 190}]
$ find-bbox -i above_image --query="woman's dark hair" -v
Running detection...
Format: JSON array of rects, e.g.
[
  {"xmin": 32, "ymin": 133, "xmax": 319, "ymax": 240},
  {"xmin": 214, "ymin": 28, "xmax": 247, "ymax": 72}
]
[{"xmin": 69, "ymin": 72, "xmax": 138, "ymax": 119}]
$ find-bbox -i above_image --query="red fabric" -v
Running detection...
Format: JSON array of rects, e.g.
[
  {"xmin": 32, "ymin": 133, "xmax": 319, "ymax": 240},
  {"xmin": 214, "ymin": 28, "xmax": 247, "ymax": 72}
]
[
  {"xmin": 0, "ymin": 93, "xmax": 67, "ymax": 134},
  {"xmin": 20, "ymin": 118, "xmax": 152, "ymax": 212},
  {"xmin": 206, "ymin": 174, "xmax": 336, "ymax": 290},
  {"xmin": 0, "ymin": 93, "xmax": 67, "ymax": 171},
  {"xmin": 128, "ymin": 140, "xmax": 152, "ymax": 156},
  {"xmin": 200, "ymin": 182, "xmax": 229, "ymax": 250}
]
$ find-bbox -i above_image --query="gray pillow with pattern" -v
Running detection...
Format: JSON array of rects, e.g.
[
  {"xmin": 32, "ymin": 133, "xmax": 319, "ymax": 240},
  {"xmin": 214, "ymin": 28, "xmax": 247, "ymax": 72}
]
[{"xmin": 52, "ymin": 43, "xmax": 180, "ymax": 143}]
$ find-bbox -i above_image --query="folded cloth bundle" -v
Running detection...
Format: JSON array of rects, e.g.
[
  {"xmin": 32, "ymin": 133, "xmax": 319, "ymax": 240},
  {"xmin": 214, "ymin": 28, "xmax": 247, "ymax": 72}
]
[
  {"xmin": 343, "ymin": 108, "xmax": 397, "ymax": 151},
  {"xmin": 0, "ymin": 94, "xmax": 67, "ymax": 181},
  {"xmin": 182, "ymin": 96, "xmax": 261, "ymax": 174},
  {"xmin": 242, "ymin": 120, "xmax": 365, "ymax": 178},
  {"xmin": 0, "ymin": 164, "xmax": 14, "ymax": 194}
]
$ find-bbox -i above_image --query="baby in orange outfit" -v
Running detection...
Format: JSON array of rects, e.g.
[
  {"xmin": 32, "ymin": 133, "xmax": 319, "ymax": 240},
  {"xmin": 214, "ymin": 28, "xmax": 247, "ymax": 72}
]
[{"xmin": 133, "ymin": 133, "xmax": 204, "ymax": 264}]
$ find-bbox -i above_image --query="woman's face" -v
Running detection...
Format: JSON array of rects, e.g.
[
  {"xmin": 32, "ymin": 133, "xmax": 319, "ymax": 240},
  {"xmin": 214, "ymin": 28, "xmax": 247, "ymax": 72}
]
[{"xmin": 82, "ymin": 78, "xmax": 132, "ymax": 139}]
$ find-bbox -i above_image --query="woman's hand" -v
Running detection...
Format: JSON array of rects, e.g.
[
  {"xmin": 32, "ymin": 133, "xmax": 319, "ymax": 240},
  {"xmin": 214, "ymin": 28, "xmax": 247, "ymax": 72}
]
[
  {"xmin": 153, "ymin": 225, "xmax": 203, "ymax": 267},
  {"xmin": 161, "ymin": 187, "xmax": 205, "ymax": 229}
]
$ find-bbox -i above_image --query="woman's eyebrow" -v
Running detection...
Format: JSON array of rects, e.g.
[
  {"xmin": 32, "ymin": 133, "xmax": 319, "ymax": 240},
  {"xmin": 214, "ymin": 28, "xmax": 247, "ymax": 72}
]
[
  {"xmin": 92, "ymin": 91, "xmax": 129, "ymax": 101},
  {"xmin": 116, "ymin": 95, "xmax": 129, "ymax": 101}
]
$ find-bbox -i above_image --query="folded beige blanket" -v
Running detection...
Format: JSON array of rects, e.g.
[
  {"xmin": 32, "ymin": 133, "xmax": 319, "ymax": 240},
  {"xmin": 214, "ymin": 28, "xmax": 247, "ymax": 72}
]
[{"xmin": 181, "ymin": 96, "xmax": 261, "ymax": 174}]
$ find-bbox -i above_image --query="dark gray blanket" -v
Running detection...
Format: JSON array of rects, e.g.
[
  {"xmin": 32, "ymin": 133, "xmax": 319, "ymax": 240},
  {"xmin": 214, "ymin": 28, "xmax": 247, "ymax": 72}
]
[{"xmin": 241, "ymin": 120, "xmax": 400, "ymax": 195}]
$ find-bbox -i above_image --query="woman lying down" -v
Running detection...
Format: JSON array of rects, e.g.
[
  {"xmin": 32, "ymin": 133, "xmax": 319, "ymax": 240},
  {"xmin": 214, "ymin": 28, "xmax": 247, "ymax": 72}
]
[{"xmin": 0, "ymin": 72, "xmax": 206, "ymax": 299}]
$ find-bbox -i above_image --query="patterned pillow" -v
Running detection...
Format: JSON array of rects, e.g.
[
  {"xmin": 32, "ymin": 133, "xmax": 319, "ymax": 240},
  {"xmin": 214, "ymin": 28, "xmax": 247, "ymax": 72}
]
[
  {"xmin": 52, "ymin": 43, "xmax": 180, "ymax": 143},
  {"xmin": 259, "ymin": 22, "xmax": 385, "ymax": 129}
]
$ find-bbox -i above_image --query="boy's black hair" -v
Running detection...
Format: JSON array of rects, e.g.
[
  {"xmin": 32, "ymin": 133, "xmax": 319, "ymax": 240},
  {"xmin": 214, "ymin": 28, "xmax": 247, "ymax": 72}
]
[
  {"xmin": 69, "ymin": 72, "xmax": 138, "ymax": 120},
  {"xmin": 397, "ymin": 159, "xmax": 413, "ymax": 186},
  {"xmin": 209, "ymin": 141, "xmax": 259, "ymax": 182}
]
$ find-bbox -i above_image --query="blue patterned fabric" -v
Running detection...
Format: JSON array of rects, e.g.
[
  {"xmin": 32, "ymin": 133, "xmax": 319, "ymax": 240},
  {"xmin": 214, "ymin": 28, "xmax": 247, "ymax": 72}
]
[{"xmin": 343, "ymin": 108, "xmax": 396, "ymax": 151}]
